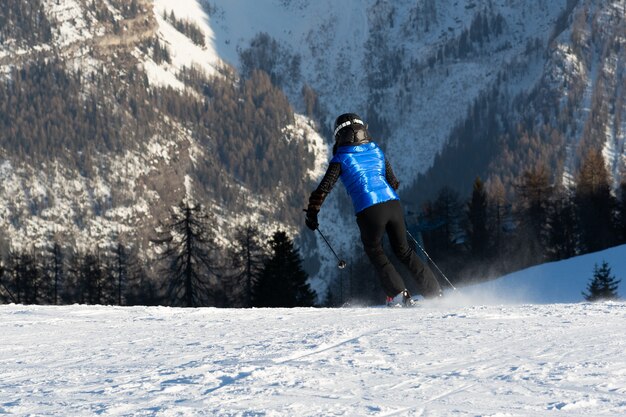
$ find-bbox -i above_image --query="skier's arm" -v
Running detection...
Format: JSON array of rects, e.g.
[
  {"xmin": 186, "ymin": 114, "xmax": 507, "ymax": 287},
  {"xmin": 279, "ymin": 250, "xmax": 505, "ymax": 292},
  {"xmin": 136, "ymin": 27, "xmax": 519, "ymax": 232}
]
[
  {"xmin": 385, "ymin": 158, "xmax": 400, "ymax": 190},
  {"xmin": 308, "ymin": 162, "xmax": 341, "ymax": 213}
]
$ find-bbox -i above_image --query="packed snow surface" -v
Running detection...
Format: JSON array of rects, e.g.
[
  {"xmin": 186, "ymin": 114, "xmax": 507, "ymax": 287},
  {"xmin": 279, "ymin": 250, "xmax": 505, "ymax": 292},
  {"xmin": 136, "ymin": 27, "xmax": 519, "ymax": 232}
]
[{"xmin": 2, "ymin": 300, "xmax": 625, "ymax": 416}]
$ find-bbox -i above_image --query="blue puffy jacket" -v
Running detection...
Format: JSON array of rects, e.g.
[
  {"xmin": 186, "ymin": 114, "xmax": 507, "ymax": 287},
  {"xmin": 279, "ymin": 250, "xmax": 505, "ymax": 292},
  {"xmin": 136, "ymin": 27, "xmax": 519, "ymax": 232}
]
[{"xmin": 331, "ymin": 142, "xmax": 399, "ymax": 214}]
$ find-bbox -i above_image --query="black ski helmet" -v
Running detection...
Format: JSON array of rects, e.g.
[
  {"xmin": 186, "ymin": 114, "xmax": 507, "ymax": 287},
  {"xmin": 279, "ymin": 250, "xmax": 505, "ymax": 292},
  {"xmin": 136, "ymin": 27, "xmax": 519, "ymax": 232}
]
[{"xmin": 334, "ymin": 113, "xmax": 369, "ymax": 145}]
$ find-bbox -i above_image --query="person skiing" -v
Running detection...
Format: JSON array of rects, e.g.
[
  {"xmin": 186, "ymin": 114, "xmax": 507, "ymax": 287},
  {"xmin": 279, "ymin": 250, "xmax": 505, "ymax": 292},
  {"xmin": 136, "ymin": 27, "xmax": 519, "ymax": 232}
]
[{"xmin": 305, "ymin": 113, "xmax": 442, "ymax": 306}]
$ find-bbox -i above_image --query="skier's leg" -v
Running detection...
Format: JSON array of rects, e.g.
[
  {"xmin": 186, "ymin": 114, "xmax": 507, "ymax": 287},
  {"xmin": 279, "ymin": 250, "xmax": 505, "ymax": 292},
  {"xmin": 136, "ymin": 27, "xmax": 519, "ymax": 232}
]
[
  {"xmin": 356, "ymin": 204, "xmax": 406, "ymax": 298},
  {"xmin": 386, "ymin": 200, "xmax": 442, "ymax": 298}
]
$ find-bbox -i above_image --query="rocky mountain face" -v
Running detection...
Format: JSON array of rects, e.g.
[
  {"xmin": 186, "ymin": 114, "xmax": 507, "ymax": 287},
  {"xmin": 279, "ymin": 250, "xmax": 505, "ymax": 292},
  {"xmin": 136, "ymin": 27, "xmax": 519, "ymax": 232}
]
[
  {"xmin": 1, "ymin": 0, "xmax": 624, "ymax": 296},
  {"xmin": 410, "ymin": 0, "xmax": 626, "ymax": 202},
  {"xmin": 0, "ymin": 0, "xmax": 321, "ymax": 265}
]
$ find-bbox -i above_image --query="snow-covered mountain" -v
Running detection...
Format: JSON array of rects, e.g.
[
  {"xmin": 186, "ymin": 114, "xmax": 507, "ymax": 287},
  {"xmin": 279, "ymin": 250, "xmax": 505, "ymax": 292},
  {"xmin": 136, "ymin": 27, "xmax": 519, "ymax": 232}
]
[
  {"xmin": 0, "ymin": 0, "xmax": 324, "ymax": 266},
  {"xmin": 201, "ymin": 0, "xmax": 625, "ymax": 293},
  {"xmin": 206, "ymin": 0, "xmax": 565, "ymax": 175},
  {"xmin": 1, "ymin": 0, "xmax": 625, "ymax": 298}
]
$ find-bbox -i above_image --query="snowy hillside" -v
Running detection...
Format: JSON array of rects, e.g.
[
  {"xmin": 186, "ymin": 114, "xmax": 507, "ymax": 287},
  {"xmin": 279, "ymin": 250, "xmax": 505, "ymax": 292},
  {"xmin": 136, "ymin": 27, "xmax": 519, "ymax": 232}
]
[
  {"xmin": 464, "ymin": 243, "xmax": 626, "ymax": 304},
  {"xmin": 0, "ymin": 0, "xmax": 323, "ymax": 262},
  {"xmin": 1, "ymin": 301, "xmax": 625, "ymax": 416}
]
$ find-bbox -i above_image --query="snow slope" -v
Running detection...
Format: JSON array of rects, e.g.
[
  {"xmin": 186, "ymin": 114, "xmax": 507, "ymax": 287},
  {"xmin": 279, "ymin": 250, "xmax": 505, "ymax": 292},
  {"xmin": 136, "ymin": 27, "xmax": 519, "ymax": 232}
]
[
  {"xmin": 463, "ymin": 244, "xmax": 626, "ymax": 304},
  {"xmin": 1, "ymin": 302, "xmax": 625, "ymax": 416}
]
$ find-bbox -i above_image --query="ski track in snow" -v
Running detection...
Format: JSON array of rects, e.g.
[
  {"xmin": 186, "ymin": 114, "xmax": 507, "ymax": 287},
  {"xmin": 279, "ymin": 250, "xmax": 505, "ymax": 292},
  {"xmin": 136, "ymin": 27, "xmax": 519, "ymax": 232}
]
[{"xmin": 1, "ymin": 301, "xmax": 626, "ymax": 416}]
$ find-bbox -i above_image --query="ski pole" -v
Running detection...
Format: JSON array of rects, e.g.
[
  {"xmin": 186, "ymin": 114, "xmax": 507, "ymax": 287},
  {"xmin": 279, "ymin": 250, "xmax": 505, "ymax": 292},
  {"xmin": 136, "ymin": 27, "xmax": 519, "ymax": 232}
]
[
  {"xmin": 406, "ymin": 230, "xmax": 457, "ymax": 291},
  {"xmin": 317, "ymin": 228, "xmax": 346, "ymax": 270}
]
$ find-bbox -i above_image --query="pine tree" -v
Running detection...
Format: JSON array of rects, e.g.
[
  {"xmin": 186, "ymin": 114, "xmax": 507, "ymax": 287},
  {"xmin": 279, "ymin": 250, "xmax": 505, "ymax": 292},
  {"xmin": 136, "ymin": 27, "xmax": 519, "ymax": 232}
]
[
  {"xmin": 516, "ymin": 165, "xmax": 553, "ymax": 265},
  {"xmin": 575, "ymin": 149, "xmax": 616, "ymax": 252},
  {"xmin": 228, "ymin": 222, "xmax": 266, "ymax": 307},
  {"xmin": 0, "ymin": 261, "xmax": 14, "ymax": 303},
  {"xmin": 88, "ymin": 252, "xmax": 110, "ymax": 305},
  {"xmin": 1, "ymin": 253, "xmax": 17, "ymax": 303},
  {"xmin": 617, "ymin": 179, "xmax": 626, "ymax": 244},
  {"xmin": 253, "ymin": 230, "xmax": 316, "ymax": 307},
  {"xmin": 545, "ymin": 187, "xmax": 579, "ymax": 261},
  {"xmin": 434, "ymin": 187, "xmax": 462, "ymax": 253},
  {"xmin": 152, "ymin": 200, "xmax": 221, "ymax": 307},
  {"xmin": 45, "ymin": 242, "xmax": 64, "ymax": 305},
  {"xmin": 467, "ymin": 177, "xmax": 489, "ymax": 259},
  {"xmin": 109, "ymin": 242, "xmax": 136, "ymax": 306},
  {"xmin": 21, "ymin": 251, "xmax": 41, "ymax": 304},
  {"xmin": 486, "ymin": 176, "xmax": 508, "ymax": 258},
  {"xmin": 125, "ymin": 264, "xmax": 158, "ymax": 306},
  {"xmin": 72, "ymin": 252, "xmax": 108, "ymax": 305},
  {"xmin": 63, "ymin": 252, "xmax": 81, "ymax": 304},
  {"xmin": 4, "ymin": 249, "xmax": 41, "ymax": 304},
  {"xmin": 5, "ymin": 251, "xmax": 23, "ymax": 304},
  {"xmin": 583, "ymin": 261, "xmax": 621, "ymax": 301},
  {"xmin": 422, "ymin": 187, "xmax": 462, "ymax": 259}
]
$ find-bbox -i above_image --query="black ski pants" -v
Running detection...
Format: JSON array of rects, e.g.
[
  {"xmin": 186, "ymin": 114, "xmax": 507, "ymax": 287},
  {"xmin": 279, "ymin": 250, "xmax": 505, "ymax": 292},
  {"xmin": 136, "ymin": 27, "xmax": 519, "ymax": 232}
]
[{"xmin": 356, "ymin": 199, "xmax": 442, "ymax": 298}]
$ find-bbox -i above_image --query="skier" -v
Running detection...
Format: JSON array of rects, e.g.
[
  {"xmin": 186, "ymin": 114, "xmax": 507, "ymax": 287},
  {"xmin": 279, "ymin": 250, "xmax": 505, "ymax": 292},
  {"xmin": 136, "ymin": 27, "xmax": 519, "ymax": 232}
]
[{"xmin": 305, "ymin": 113, "xmax": 442, "ymax": 306}]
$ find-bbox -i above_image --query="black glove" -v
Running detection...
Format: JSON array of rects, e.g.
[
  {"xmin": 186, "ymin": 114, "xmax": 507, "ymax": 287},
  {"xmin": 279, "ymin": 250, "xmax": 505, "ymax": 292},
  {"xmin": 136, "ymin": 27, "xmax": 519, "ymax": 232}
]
[{"xmin": 304, "ymin": 208, "xmax": 319, "ymax": 231}]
